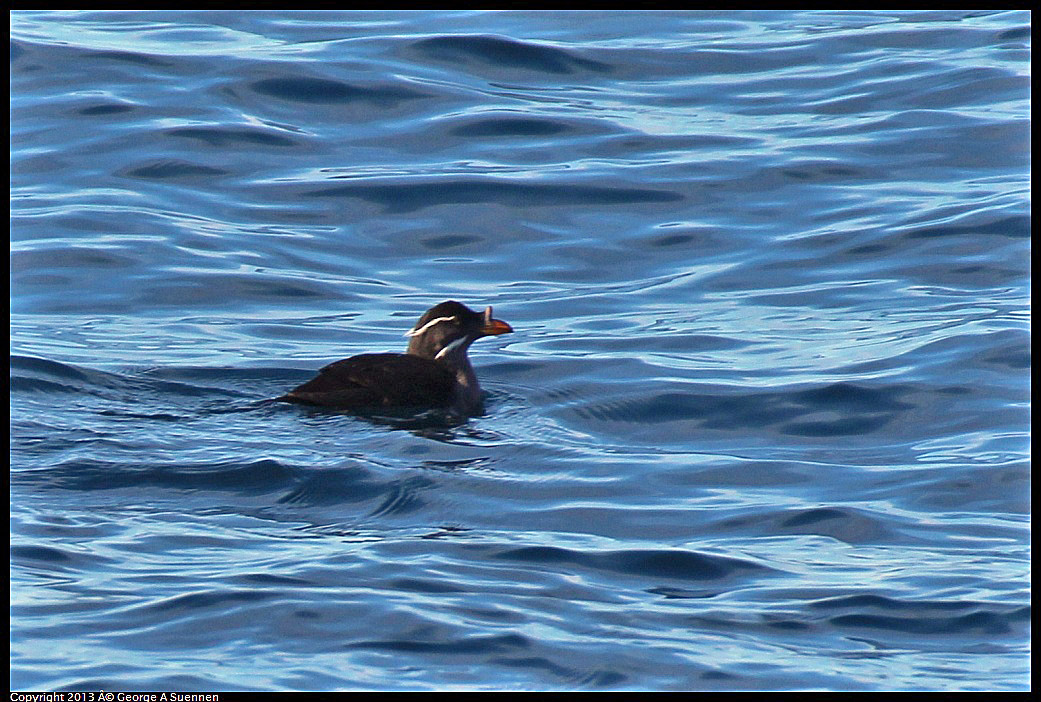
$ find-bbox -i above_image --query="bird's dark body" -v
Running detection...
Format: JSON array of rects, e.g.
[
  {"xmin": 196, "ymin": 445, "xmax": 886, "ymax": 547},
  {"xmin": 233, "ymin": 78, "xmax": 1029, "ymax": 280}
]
[{"xmin": 281, "ymin": 353, "xmax": 456, "ymax": 409}]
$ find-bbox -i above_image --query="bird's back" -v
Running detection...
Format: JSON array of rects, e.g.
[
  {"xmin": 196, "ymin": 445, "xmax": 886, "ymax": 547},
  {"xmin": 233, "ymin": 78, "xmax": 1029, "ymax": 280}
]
[{"xmin": 279, "ymin": 352, "xmax": 456, "ymax": 408}]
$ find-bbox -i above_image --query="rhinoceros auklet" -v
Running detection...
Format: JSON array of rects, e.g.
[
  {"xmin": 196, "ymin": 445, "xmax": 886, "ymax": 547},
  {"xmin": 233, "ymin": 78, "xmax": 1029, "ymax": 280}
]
[{"xmin": 277, "ymin": 301, "xmax": 512, "ymax": 414}]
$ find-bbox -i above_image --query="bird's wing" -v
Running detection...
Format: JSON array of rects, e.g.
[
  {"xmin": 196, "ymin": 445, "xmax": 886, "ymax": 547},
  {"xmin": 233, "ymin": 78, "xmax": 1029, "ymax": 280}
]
[{"xmin": 284, "ymin": 353, "xmax": 455, "ymax": 407}]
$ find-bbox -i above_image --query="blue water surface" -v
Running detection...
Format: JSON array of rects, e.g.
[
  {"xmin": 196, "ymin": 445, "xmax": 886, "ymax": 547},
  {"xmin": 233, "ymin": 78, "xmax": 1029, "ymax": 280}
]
[{"xmin": 10, "ymin": 10, "xmax": 1030, "ymax": 692}]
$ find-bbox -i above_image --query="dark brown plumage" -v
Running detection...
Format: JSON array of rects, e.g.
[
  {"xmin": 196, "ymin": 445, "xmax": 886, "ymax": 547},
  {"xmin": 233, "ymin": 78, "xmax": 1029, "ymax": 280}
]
[{"xmin": 277, "ymin": 301, "xmax": 512, "ymax": 414}]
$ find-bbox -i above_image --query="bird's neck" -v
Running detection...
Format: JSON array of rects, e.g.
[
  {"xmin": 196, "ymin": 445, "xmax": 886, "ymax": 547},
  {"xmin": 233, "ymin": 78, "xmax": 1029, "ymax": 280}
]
[
  {"xmin": 432, "ymin": 344, "xmax": 482, "ymax": 412},
  {"xmin": 406, "ymin": 336, "xmax": 434, "ymax": 358}
]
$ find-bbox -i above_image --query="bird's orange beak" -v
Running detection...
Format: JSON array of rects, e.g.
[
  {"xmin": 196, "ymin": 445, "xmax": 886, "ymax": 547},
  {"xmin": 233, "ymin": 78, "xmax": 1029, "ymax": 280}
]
[{"xmin": 481, "ymin": 306, "xmax": 513, "ymax": 336}]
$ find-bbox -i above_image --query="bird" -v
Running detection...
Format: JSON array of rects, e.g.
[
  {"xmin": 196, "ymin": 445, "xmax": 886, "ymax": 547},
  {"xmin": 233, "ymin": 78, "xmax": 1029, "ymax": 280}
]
[{"xmin": 277, "ymin": 301, "xmax": 513, "ymax": 415}]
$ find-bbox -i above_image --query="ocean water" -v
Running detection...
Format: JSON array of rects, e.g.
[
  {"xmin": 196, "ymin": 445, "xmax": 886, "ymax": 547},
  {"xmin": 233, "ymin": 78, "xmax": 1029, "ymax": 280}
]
[{"xmin": 10, "ymin": 10, "xmax": 1030, "ymax": 692}]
